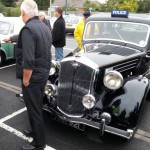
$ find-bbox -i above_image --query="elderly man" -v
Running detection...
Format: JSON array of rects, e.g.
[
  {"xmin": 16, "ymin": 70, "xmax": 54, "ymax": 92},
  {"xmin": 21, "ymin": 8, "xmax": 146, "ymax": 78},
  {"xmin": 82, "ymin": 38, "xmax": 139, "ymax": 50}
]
[
  {"xmin": 39, "ymin": 11, "xmax": 51, "ymax": 30},
  {"xmin": 16, "ymin": 0, "xmax": 52, "ymax": 149}
]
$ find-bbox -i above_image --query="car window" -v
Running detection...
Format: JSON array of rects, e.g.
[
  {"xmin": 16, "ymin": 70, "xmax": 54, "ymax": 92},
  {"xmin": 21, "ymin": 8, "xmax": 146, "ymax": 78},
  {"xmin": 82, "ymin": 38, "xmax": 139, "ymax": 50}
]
[
  {"xmin": 84, "ymin": 21, "xmax": 150, "ymax": 48},
  {"xmin": 65, "ymin": 17, "xmax": 79, "ymax": 24},
  {"xmin": 0, "ymin": 21, "xmax": 11, "ymax": 35}
]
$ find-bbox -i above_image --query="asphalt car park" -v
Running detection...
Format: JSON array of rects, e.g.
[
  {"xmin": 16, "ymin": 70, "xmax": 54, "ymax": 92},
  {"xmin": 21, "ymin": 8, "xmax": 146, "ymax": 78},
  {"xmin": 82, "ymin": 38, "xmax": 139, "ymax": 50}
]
[{"xmin": 0, "ymin": 35, "xmax": 150, "ymax": 150}]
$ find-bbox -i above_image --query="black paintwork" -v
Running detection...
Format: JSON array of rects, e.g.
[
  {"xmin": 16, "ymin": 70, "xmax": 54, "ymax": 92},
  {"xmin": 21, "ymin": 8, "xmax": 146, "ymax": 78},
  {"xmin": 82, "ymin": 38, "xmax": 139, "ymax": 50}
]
[{"xmin": 44, "ymin": 13, "xmax": 150, "ymax": 138}]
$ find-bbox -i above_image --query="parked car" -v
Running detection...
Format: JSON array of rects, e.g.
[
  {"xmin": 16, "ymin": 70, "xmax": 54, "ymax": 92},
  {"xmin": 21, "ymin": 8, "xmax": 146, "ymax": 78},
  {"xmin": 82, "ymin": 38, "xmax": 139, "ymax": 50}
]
[
  {"xmin": 0, "ymin": 17, "xmax": 24, "ymax": 65},
  {"xmin": 44, "ymin": 10, "xmax": 150, "ymax": 140},
  {"xmin": 65, "ymin": 15, "xmax": 82, "ymax": 33}
]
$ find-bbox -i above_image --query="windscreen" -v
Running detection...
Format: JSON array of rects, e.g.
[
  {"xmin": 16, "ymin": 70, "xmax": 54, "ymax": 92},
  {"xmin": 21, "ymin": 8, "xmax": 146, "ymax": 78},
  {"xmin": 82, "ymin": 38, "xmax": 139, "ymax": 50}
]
[
  {"xmin": 83, "ymin": 21, "xmax": 150, "ymax": 47},
  {"xmin": 0, "ymin": 21, "xmax": 10, "ymax": 35}
]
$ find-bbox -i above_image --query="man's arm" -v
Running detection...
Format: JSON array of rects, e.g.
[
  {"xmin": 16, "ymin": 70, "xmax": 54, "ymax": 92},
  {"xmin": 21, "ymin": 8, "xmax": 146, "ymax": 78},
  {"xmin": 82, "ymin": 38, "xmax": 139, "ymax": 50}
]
[
  {"xmin": 10, "ymin": 35, "xmax": 19, "ymax": 43},
  {"xmin": 21, "ymin": 28, "xmax": 35, "ymax": 87},
  {"xmin": 3, "ymin": 34, "xmax": 19, "ymax": 43}
]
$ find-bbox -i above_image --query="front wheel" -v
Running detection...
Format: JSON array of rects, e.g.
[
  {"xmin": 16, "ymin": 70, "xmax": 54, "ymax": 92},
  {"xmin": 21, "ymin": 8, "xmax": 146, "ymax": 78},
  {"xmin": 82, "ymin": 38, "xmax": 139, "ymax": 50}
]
[{"xmin": 0, "ymin": 52, "xmax": 5, "ymax": 66}]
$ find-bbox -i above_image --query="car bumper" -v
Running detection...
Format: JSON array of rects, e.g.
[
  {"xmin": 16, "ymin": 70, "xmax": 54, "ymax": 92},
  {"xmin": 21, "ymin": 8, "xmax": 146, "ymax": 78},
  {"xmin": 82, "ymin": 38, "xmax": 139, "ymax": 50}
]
[
  {"xmin": 66, "ymin": 28, "xmax": 75, "ymax": 33},
  {"xmin": 43, "ymin": 105, "xmax": 133, "ymax": 139}
]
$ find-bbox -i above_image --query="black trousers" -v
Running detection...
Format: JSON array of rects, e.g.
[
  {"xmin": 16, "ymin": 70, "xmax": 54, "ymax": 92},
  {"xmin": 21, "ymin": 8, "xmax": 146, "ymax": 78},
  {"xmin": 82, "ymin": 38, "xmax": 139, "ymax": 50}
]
[{"xmin": 22, "ymin": 81, "xmax": 46, "ymax": 147}]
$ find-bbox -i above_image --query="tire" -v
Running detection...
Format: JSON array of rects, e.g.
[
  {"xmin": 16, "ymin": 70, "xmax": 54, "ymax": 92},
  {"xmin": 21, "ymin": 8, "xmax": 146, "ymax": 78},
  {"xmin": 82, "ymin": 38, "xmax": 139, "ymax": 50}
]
[{"xmin": 0, "ymin": 51, "xmax": 5, "ymax": 65}]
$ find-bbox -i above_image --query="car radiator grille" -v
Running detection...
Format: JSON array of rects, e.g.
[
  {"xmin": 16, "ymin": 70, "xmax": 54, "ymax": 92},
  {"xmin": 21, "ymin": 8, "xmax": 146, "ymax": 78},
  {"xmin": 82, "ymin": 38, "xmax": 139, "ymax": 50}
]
[
  {"xmin": 113, "ymin": 58, "xmax": 139, "ymax": 72},
  {"xmin": 57, "ymin": 61, "xmax": 94, "ymax": 117}
]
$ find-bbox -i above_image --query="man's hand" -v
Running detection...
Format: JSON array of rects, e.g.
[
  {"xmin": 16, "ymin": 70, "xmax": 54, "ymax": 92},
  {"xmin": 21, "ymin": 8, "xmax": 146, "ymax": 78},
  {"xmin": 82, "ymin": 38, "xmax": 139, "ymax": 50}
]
[
  {"xmin": 23, "ymin": 80, "xmax": 30, "ymax": 87},
  {"xmin": 3, "ymin": 38, "xmax": 11, "ymax": 43},
  {"xmin": 23, "ymin": 69, "xmax": 33, "ymax": 87}
]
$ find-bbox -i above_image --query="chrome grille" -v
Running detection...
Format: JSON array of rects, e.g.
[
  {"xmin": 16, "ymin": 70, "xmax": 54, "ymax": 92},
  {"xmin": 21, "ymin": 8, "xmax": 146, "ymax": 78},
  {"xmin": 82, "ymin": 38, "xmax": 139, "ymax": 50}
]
[{"xmin": 57, "ymin": 61, "xmax": 95, "ymax": 117}]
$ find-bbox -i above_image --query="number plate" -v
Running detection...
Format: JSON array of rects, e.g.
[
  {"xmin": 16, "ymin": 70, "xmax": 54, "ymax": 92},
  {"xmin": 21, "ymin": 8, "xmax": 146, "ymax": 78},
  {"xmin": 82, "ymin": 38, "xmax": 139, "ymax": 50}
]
[
  {"xmin": 66, "ymin": 24, "xmax": 73, "ymax": 28},
  {"xmin": 51, "ymin": 114, "xmax": 85, "ymax": 131}
]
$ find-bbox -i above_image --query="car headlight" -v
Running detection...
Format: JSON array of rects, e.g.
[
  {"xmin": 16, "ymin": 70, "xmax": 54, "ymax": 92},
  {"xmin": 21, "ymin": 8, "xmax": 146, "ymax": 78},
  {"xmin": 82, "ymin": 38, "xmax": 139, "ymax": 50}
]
[
  {"xmin": 44, "ymin": 84, "xmax": 56, "ymax": 97},
  {"xmin": 49, "ymin": 60, "xmax": 57, "ymax": 76},
  {"xmin": 103, "ymin": 71, "xmax": 123, "ymax": 90},
  {"xmin": 82, "ymin": 94, "xmax": 96, "ymax": 109}
]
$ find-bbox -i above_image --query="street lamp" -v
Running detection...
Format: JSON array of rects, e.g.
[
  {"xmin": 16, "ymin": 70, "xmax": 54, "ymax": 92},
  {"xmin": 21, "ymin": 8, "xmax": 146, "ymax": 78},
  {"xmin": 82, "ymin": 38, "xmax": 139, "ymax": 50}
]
[
  {"xmin": 65, "ymin": 0, "xmax": 68, "ymax": 15},
  {"xmin": 49, "ymin": 0, "xmax": 52, "ymax": 17}
]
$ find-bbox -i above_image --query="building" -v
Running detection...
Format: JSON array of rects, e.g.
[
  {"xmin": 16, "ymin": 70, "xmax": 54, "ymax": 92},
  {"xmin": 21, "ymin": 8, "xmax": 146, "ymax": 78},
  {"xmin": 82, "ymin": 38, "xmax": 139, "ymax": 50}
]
[{"xmin": 52, "ymin": 0, "xmax": 86, "ymax": 12}]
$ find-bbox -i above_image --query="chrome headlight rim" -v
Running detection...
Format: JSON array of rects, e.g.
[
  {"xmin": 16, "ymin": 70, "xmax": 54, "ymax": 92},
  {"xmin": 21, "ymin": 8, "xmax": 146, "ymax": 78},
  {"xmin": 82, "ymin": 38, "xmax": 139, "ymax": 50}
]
[
  {"xmin": 103, "ymin": 71, "xmax": 124, "ymax": 90},
  {"xmin": 82, "ymin": 94, "xmax": 96, "ymax": 109},
  {"xmin": 44, "ymin": 84, "xmax": 56, "ymax": 97},
  {"xmin": 49, "ymin": 60, "xmax": 57, "ymax": 76}
]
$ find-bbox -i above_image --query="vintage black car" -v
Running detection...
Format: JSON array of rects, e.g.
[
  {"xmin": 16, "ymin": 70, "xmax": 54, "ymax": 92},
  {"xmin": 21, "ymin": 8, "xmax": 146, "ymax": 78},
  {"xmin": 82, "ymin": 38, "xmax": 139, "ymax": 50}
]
[{"xmin": 43, "ymin": 11, "xmax": 150, "ymax": 140}]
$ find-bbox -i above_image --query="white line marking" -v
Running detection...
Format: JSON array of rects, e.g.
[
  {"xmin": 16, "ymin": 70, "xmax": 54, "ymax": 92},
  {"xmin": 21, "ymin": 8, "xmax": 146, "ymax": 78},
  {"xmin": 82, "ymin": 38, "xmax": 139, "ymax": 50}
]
[
  {"xmin": 0, "ymin": 64, "xmax": 16, "ymax": 70},
  {"xmin": 0, "ymin": 107, "xmax": 56, "ymax": 150},
  {"xmin": 0, "ymin": 107, "xmax": 27, "ymax": 123},
  {"xmin": 0, "ymin": 123, "xmax": 55, "ymax": 150}
]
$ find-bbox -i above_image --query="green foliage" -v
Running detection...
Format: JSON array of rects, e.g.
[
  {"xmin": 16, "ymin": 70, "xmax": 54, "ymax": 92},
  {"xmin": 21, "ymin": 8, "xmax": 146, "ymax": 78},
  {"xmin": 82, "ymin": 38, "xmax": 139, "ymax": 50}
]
[
  {"xmin": 83, "ymin": 0, "xmax": 101, "ymax": 11},
  {"xmin": 0, "ymin": 3, "xmax": 6, "ymax": 14},
  {"xmin": 6, "ymin": 7, "xmax": 20, "ymax": 17},
  {"xmin": 34, "ymin": 0, "xmax": 55, "ymax": 10},
  {"xmin": 137, "ymin": 0, "xmax": 150, "ymax": 13},
  {"xmin": 116, "ymin": 0, "xmax": 139, "ymax": 12},
  {"xmin": 1, "ymin": 0, "xmax": 16, "ymax": 7}
]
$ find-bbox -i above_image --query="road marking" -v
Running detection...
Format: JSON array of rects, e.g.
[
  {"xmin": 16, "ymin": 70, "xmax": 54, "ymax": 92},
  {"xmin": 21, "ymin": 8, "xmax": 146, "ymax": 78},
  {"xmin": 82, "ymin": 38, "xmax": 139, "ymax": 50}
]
[
  {"xmin": 0, "ymin": 64, "xmax": 16, "ymax": 70},
  {"xmin": 0, "ymin": 123, "xmax": 55, "ymax": 150},
  {"xmin": 0, "ymin": 107, "xmax": 27, "ymax": 123},
  {"xmin": 0, "ymin": 81, "xmax": 21, "ymax": 94}
]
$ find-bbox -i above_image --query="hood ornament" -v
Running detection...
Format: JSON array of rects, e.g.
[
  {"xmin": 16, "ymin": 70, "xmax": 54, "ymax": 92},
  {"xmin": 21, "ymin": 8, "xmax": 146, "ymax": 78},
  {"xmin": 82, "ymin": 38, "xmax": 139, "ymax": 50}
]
[{"xmin": 72, "ymin": 62, "xmax": 80, "ymax": 68}]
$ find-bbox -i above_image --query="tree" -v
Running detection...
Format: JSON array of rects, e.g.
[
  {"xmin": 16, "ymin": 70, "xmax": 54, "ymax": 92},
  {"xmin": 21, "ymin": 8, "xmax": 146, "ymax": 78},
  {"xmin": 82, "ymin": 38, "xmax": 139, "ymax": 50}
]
[
  {"xmin": 116, "ymin": 0, "xmax": 139, "ymax": 12},
  {"xmin": 83, "ymin": 0, "xmax": 101, "ymax": 12},
  {"xmin": 104, "ymin": 0, "xmax": 123, "ymax": 11},
  {"xmin": 34, "ymin": 0, "xmax": 55, "ymax": 10},
  {"xmin": 137, "ymin": 0, "xmax": 150, "ymax": 13},
  {"xmin": 1, "ymin": 0, "xmax": 16, "ymax": 7}
]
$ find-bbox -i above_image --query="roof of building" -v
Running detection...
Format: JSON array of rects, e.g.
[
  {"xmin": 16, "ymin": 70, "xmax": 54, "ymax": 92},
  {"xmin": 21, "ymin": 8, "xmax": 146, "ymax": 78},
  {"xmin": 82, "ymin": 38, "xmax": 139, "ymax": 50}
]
[{"xmin": 52, "ymin": 0, "xmax": 86, "ymax": 8}]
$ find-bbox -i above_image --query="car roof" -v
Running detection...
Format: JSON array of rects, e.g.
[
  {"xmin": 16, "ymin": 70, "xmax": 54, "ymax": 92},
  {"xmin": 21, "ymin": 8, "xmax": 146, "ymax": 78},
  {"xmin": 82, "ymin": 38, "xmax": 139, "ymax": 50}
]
[
  {"xmin": 0, "ymin": 17, "xmax": 20, "ymax": 23},
  {"xmin": 87, "ymin": 13, "xmax": 150, "ymax": 25}
]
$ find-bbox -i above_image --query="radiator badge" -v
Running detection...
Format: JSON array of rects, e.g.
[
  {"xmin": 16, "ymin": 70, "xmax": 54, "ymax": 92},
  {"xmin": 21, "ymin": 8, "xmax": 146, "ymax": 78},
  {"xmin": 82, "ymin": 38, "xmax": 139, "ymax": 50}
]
[{"xmin": 72, "ymin": 62, "xmax": 80, "ymax": 68}]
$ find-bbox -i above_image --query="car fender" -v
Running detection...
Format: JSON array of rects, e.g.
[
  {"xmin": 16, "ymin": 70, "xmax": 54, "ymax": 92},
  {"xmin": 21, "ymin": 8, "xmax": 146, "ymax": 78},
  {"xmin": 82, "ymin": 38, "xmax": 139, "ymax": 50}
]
[
  {"xmin": 96, "ymin": 77, "xmax": 149, "ymax": 128},
  {"xmin": 110, "ymin": 77, "xmax": 149, "ymax": 128}
]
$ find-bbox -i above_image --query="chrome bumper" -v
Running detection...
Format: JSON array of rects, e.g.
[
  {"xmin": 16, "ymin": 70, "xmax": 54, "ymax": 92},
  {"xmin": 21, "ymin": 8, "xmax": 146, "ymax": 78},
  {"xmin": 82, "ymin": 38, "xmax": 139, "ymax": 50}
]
[{"xmin": 43, "ymin": 105, "xmax": 133, "ymax": 139}]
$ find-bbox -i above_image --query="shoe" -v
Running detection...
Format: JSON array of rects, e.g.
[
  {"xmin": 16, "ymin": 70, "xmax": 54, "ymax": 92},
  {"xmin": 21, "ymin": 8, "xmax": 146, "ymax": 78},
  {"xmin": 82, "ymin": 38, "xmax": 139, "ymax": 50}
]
[
  {"xmin": 21, "ymin": 143, "xmax": 45, "ymax": 150},
  {"xmin": 23, "ymin": 130, "xmax": 33, "ymax": 137}
]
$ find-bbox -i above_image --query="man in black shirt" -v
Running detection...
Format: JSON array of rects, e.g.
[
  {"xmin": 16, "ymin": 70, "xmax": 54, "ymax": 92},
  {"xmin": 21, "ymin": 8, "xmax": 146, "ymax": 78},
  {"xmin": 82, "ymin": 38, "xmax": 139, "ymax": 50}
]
[
  {"xmin": 52, "ymin": 7, "xmax": 66, "ymax": 61},
  {"xmin": 16, "ymin": 0, "xmax": 52, "ymax": 149}
]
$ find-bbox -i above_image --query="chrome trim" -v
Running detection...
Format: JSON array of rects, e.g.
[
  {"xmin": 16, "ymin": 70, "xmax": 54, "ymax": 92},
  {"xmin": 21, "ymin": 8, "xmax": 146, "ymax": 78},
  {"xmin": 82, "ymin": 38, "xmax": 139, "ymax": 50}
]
[
  {"xmin": 61, "ymin": 56, "xmax": 99, "ymax": 70},
  {"xmin": 114, "ymin": 62, "xmax": 137, "ymax": 71},
  {"xmin": 113, "ymin": 59, "xmax": 138, "ymax": 68},
  {"xmin": 118, "ymin": 66, "xmax": 136, "ymax": 72},
  {"xmin": 43, "ymin": 106, "xmax": 133, "ymax": 139},
  {"xmin": 57, "ymin": 106, "xmax": 83, "ymax": 118}
]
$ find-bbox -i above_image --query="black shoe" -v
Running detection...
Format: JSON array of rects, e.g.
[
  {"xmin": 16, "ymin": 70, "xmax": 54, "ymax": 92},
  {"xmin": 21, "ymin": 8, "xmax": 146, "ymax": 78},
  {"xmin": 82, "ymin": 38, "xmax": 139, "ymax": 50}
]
[
  {"xmin": 23, "ymin": 130, "xmax": 33, "ymax": 137},
  {"xmin": 21, "ymin": 143, "xmax": 45, "ymax": 150}
]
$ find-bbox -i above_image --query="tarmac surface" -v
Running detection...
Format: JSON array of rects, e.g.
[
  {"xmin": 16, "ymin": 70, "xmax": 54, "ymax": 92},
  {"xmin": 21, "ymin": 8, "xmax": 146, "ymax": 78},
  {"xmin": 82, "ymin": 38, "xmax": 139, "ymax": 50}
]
[{"xmin": 0, "ymin": 35, "xmax": 150, "ymax": 150}]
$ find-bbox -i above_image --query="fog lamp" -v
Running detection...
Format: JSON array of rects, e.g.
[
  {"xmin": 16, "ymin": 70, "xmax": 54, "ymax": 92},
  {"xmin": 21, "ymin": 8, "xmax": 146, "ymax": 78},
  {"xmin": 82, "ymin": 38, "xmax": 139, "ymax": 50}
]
[{"xmin": 82, "ymin": 94, "xmax": 96, "ymax": 109}]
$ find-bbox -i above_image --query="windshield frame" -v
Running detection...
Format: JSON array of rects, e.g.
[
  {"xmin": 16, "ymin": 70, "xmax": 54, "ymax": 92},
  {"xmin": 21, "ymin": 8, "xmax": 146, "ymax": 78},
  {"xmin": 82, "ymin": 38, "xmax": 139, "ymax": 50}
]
[
  {"xmin": 0, "ymin": 21, "xmax": 11, "ymax": 35},
  {"xmin": 83, "ymin": 21, "xmax": 150, "ymax": 48}
]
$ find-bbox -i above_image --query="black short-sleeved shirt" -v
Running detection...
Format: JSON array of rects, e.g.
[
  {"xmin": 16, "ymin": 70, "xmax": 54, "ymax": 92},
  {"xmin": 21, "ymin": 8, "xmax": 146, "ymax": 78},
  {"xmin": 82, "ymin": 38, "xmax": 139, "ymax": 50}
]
[{"xmin": 21, "ymin": 28, "xmax": 35, "ymax": 70}]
